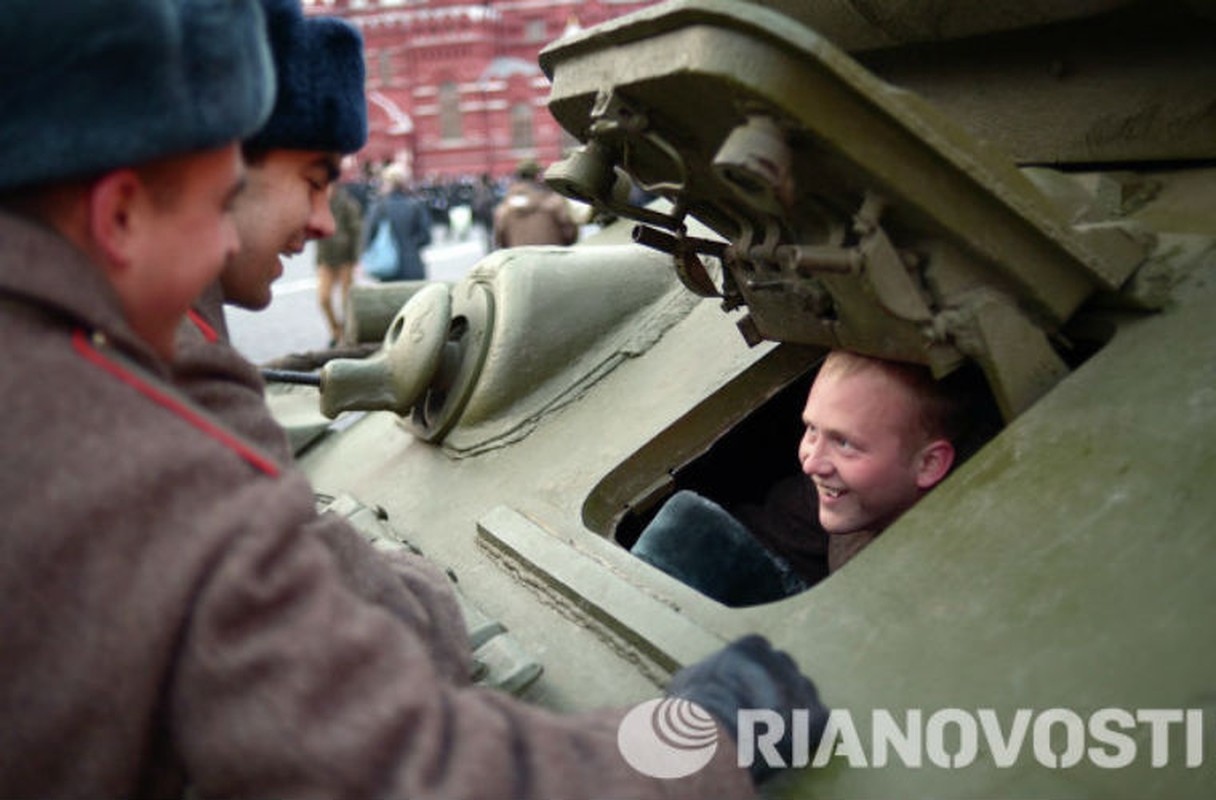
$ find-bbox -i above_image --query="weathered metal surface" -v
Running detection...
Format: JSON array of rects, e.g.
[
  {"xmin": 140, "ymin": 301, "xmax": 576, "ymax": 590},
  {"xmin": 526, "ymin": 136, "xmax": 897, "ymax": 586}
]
[{"xmin": 275, "ymin": 2, "xmax": 1216, "ymax": 796}]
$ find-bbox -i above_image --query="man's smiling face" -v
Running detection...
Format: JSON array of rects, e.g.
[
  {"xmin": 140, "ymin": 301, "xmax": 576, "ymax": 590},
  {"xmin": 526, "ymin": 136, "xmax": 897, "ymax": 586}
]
[
  {"xmin": 221, "ymin": 149, "xmax": 339, "ymax": 310},
  {"xmin": 798, "ymin": 360, "xmax": 935, "ymax": 536}
]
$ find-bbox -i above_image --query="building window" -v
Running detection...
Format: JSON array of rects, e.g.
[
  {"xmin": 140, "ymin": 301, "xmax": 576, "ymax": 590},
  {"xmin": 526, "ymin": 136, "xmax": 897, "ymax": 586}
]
[
  {"xmin": 510, "ymin": 103, "xmax": 534, "ymax": 150},
  {"xmin": 379, "ymin": 50, "xmax": 392, "ymax": 86},
  {"xmin": 439, "ymin": 82, "xmax": 462, "ymax": 140},
  {"xmin": 525, "ymin": 19, "xmax": 547, "ymax": 43}
]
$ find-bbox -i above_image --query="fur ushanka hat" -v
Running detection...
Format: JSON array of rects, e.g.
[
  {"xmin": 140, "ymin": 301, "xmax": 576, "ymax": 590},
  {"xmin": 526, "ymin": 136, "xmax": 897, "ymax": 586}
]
[
  {"xmin": 0, "ymin": 0, "xmax": 275, "ymax": 192},
  {"xmin": 245, "ymin": 0, "xmax": 368, "ymax": 155}
]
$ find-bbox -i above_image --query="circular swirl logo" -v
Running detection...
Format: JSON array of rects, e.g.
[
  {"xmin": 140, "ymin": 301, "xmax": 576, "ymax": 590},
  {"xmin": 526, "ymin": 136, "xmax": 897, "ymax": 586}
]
[{"xmin": 617, "ymin": 697, "xmax": 720, "ymax": 779}]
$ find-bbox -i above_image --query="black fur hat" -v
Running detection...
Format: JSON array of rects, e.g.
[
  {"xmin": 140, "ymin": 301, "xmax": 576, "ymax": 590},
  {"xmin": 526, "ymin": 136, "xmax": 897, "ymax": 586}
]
[
  {"xmin": 245, "ymin": 0, "xmax": 368, "ymax": 155},
  {"xmin": 0, "ymin": 0, "xmax": 275, "ymax": 192}
]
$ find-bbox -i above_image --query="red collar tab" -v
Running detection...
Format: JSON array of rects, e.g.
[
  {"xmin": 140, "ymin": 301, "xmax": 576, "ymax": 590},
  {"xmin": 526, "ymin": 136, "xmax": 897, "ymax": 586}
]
[
  {"xmin": 72, "ymin": 329, "xmax": 279, "ymax": 477},
  {"xmin": 187, "ymin": 308, "xmax": 220, "ymax": 343}
]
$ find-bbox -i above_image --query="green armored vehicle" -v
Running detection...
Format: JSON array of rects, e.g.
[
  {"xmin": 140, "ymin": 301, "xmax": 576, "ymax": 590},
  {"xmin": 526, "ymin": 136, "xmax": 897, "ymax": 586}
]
[{"xmin": 268, "ymin": 1, "xmax": 1215, "ymax": 796}]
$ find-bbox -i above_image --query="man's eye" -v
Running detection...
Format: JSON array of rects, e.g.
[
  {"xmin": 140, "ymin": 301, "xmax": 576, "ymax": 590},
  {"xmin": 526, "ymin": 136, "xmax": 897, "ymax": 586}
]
[{"xmin": 305, "ymin": 172, "xmax": 330, "ymax": 192}]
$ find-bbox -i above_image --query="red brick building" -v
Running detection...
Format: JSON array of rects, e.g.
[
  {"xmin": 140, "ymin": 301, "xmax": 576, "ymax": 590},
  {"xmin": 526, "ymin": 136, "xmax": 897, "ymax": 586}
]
[{"xmin": 303, "ymin": 0, "xmax": 657, "ymax": 180}]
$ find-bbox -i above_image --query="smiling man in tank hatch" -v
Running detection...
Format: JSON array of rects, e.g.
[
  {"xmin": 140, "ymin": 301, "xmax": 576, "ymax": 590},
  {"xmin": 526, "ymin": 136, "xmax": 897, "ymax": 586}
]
[{"xmin": 634, "ymin": 349, "xmax": 977, "ymax": 606}]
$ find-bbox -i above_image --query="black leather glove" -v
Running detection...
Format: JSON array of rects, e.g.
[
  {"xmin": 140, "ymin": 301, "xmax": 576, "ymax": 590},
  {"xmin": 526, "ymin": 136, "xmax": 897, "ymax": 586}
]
[{"xmin": 667, "ymin": 634, "xmax": 827, "ymax": 783}]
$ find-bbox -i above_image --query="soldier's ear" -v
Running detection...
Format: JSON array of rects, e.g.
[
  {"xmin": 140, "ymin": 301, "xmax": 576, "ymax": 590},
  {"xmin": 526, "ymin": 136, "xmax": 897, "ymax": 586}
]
[
  {"xmin": 915, "ymin": 438, "xmax": 955, "ymax": 490},
  {"xmin": 88, "ymin": 169, "xmax": 143, "ymax": 274}
]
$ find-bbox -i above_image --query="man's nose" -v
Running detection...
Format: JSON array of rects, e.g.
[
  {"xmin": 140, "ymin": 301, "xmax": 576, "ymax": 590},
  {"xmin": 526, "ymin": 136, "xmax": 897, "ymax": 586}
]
[
  {"xmin": 308, "ymin": 193, "xmax": 336, "ymax": 240},
  {"xmin": 800, "ymin": 437, "xmax": 832, "ymax": 477}
]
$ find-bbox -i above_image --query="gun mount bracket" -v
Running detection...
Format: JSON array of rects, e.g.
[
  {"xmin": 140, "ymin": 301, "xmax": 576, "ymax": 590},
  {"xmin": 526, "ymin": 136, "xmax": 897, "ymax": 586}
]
[{"xmin": 545, "ymin": 90, "xmax": 690, "ymax": 233}]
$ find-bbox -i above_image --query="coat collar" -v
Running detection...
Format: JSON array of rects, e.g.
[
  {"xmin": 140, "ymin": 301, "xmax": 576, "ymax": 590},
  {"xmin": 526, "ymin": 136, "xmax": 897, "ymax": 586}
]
[{"xmin": 189, "ymin": 281, "xmax": 232, "ymax": 342}]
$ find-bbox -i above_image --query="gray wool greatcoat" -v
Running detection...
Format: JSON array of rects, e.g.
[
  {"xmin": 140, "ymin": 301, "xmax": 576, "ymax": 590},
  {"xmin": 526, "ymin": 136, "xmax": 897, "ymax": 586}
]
[
  {"xmin": 172, "ymin": 281, "xmax": 296, "ymax": 466},
  {"xmin": 171, "ymin": 280, "xmax": 472, "ymax": 684},
  {"xmin": 0, "ymin": 211, "xmax": 754, "ymax": 799}
]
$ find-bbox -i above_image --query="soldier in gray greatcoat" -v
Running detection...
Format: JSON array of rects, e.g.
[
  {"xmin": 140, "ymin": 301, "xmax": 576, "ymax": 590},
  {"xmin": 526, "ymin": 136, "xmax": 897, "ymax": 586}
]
[
  {"xmin": 493, "ymin": 160, "xmax": 580, "ymax": 250},
  {"xmin": 172, "ymin": 0, "xmax": 372, "ymax": 467},
  {"xmin": 169, "ymin": 0, "xmax": 475, "ymax": 683},
  {"xmin": 0, "ymin": 1, "xmax": 825, "ymax": 797}
]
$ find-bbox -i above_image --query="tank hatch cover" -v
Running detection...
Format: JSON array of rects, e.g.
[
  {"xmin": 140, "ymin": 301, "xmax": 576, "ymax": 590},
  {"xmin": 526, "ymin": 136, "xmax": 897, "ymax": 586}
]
[{"xmin": 541, "ymin": 0, "xmax": 1152, "ymax": 419}]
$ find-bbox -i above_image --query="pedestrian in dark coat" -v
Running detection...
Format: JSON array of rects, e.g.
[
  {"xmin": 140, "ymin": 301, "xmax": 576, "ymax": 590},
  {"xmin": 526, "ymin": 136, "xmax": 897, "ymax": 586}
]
[
  {"xmin": 361, "ymin": 162, "xmax": 432, "ymax": 280},
  {"xmin": 493, "ymin": 160, "xmax": 579, "ymax": 249}
]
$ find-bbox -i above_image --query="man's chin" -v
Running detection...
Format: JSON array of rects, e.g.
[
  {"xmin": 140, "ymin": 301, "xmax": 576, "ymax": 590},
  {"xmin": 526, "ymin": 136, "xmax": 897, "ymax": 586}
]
[
  {"xmin": 819, "ymin": 514, "xmax": 850, "ymax": 536},
  {"xmin": 220, "ymin": 268, "xmax": 275, "ymax": 311},
  {"xmin": 819, "ymin": 510, "xmax": 868, "ymax": 537},
  {"xmin": 227, "ymin": 291, "xmax": 272, "ymax": 312}
]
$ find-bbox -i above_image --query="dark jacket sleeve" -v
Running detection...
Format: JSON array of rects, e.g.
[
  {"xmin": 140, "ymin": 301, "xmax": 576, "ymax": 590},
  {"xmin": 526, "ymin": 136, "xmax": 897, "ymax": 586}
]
[
  {"xmin": 414, "ymin": 199, "xmax": 433, "ymax": 248},
  {"xmin": 361, "ymin": 200, "xmax": 385, "ymax": 253}
]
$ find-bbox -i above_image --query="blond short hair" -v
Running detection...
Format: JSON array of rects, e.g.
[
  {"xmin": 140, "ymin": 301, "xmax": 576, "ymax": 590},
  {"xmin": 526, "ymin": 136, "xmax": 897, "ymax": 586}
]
[{"xmin": 817, "ymin": 350, "xmax": 967, "ymax": 445}]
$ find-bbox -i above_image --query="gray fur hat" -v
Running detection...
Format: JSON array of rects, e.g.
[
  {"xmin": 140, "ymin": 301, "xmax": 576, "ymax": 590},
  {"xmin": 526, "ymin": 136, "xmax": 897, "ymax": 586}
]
[
  {"xmin": 0, "ymin": 0, "xmax": 275, "ymax": 192},
  {"xmin": 245, "ymin": 0, "xmax": 368, "ymax": 155}
]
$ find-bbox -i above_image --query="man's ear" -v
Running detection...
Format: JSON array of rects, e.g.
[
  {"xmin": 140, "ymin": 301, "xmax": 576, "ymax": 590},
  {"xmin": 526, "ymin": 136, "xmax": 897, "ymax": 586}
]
[
  {"xmin": 915, "ymin": 438, "xmax": 956, "ymax": 490},
  {"xmin": 87, "ymin": 169, "xmax": 143, "ymax": 273}
]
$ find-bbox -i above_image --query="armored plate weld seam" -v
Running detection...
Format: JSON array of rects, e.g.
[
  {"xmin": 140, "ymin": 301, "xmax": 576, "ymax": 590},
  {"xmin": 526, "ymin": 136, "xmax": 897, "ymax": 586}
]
[
  {"xmin": 187, "ymin": 308, "xmax": 220, "ymax": 343},
  {"xmin": 71, "ymin": 329, "xmax": 280, "ymax": 477}
]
